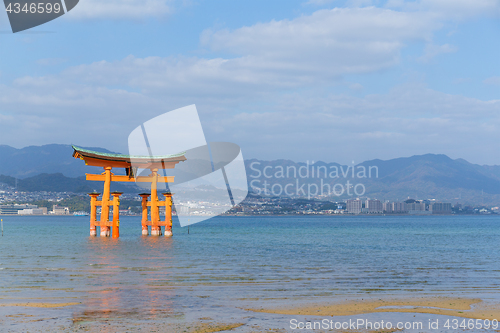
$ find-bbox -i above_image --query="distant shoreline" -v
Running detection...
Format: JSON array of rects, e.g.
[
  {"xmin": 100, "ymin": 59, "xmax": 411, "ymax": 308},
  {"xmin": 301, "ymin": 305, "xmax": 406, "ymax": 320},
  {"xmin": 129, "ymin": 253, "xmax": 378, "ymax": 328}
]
[{"xmin": 2, "ymin": 213, "xmax": 495, "ymax": 217}]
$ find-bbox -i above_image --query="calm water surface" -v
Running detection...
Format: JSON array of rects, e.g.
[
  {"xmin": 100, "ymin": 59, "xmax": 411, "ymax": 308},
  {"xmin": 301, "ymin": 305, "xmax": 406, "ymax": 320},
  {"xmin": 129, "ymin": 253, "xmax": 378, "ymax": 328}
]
[{"xmin": 1, "ymin": 215, "xmax": 499, "ymax": 330}]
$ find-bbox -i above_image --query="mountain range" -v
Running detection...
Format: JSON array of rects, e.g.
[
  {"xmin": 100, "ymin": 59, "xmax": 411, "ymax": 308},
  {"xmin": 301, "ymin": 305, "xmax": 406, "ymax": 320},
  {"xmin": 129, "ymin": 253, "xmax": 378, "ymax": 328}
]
[
  {"xmin": 245, "ymin": 154, "xmax": 500, "ymax": 205},
  {"xmin": 0, "ymin": 144, "xmax": 134, "ymax": 193},
  {"xmin": 0, "ymin": 144, "xmax": 499, "ymax": 205},
  {"xmin": 0, "ymin": 144, "xmax": 113, "ymax": 178}
]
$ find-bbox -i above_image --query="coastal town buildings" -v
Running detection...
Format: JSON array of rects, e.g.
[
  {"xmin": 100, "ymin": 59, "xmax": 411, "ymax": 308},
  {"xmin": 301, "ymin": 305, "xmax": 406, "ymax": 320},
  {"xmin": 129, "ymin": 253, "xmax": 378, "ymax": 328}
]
[
  {"xmin": 346, "ymin": 199, "xmax": 362, "ymax": 214},
  {"xmin": 52, "ymin": 205, "xmax": 70, "ymax": 215},
  {"xmin": 0, "ymin": 204, "xmax": 39, "ymax": 215},
  {"xmin": 430, "ymin": 202, "xmax": 452, "ymax": 214},
  {"xmin": 19, "ymin": 207, "xmax": 48, "ymax": 215},
  {"xmin": 364, "ymin": 199, "xmax": 383, "ymax": 213},
  {"xmin": 346, "ymin": 199, "xmax": 453, "ymax": 215},
  {"xmin": 0, "ymin": 203, "xmax": 70, "ymax": 215},
  {"xmin": 0, "ymin": 182, "xmax": 489, "ymax": 217}
]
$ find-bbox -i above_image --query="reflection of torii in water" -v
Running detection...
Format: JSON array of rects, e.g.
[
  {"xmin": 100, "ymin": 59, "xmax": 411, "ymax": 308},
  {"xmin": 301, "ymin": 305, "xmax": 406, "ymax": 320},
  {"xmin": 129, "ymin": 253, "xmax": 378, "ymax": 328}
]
[{"xmin": 72, "ymin": 146, "xmax": 186, "ymax": 238}]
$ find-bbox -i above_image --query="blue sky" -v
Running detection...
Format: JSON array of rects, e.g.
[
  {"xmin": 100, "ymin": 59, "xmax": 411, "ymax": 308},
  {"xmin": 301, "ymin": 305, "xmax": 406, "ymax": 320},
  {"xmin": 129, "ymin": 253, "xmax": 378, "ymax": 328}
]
[{"xmin": 0, "ymin": 0, "xmax": 499, "ymax": 164}]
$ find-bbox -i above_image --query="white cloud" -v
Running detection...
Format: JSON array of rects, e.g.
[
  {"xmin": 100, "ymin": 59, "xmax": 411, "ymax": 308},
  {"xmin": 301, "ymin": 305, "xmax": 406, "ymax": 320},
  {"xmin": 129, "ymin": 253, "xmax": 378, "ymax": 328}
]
[
  {"xmin": 201, "ymin": 7, "xmax": 440, "ymax": 79},
  {"xmin": 417, "ymin": 43, "xmax": 458, "ymax": 62},
  {"xmin": 304, "ymin": 0, "xmax": 337, "ymax": 5},
  {"xmin": 1, "ymin": 4, "xmax": 499, "ymax": 164},
  {"xmin": 420, "ymin": 0, "xmax": 500, "ymax": 18},
  {"xmin": 204, "ymin": 7, "xmax": 438, "ymax": 53},
  {"xmin": 67, "ymin": 0, "xmax": 174, "ymax": 20},
  {"xmin": 213, "ymin": 85, "xmax": 500, "ymax": 164},
  {"xmin": 61, "ymin": 56, "xmax": 299, "ymax": 95},
  {"xmin": 484, "ymin": 76, "xmax": 500, "ymax": 85},
  {"xmin": 349, "ymin": 83, "xmax": 364, "ymax": 90},
  {"xmin": 48, "ymin": 5, "xmax": 471, "ymax": 95},
  {"xmin": 1, "ymin": 58, "xmax": 499, "ymax": 164},
  {"xmin": 386, "ymin": 0, "xmax": 500, "ymax": 20}
]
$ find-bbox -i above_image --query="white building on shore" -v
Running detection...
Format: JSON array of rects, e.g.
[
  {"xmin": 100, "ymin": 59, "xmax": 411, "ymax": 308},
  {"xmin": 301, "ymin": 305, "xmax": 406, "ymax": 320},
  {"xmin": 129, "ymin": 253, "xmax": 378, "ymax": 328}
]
[
  {"xmin": 18, "ymin": 207, "xmax": 48, "ymax": 215},
  {"xmin": 51, "ymin": 205, "xmax": 70, "ymax": 215}
]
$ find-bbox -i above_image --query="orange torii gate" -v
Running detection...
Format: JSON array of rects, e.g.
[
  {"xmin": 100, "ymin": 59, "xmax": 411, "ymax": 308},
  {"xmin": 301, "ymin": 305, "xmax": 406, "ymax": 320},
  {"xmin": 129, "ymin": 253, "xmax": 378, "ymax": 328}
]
[{"xmin": 72, "ymin": 146, "xmax": 186, "ymax": 238}]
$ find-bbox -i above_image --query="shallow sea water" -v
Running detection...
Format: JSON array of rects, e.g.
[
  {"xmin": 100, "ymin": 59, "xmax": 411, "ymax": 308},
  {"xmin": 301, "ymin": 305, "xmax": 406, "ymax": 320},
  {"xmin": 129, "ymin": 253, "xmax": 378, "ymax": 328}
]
[{"xmin": 1, "ymin": 215, "xmax": 500, "ymax": 332}]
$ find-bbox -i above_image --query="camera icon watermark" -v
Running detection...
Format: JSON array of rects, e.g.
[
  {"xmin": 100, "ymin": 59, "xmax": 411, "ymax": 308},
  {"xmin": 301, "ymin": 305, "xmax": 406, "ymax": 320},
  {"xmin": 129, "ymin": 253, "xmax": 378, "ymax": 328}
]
[{"xmin": 128, "ymin": 105, "xmax": 248, "ymax": 227}]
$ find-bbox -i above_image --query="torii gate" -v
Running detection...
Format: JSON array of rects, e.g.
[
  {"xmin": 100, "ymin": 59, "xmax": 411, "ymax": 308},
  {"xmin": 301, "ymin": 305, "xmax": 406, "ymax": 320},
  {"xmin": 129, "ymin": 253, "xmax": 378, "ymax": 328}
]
[{"xmin": 72, "ymin": 146, "xmax": 186, "ymax": 238}]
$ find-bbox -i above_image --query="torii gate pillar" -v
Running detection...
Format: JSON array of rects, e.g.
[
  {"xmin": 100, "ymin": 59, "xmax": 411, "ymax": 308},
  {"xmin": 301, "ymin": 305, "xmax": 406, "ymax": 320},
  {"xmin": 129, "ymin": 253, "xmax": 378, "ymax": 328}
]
[{"xmin": 100, "ymin": 166, "xmax": 112, "ymax": 237}]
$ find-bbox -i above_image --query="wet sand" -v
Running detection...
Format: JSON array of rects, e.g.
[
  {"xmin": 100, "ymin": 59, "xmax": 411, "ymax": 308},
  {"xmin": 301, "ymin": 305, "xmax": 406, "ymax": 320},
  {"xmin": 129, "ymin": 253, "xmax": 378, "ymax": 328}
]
[
  {"xmin": 3, "ymin": 295, "xmax": 500, "ymax": 332},
  {"xmin": 248, "ymin": 296, "xmax": 500, "ymax": 320},
  {"xmin": 0, "ymin": 302, "xmax": 80, "ymax": 308},
  {"xmin": 184, "ymin": 322, "xmax": 245, "ymax": 332}
]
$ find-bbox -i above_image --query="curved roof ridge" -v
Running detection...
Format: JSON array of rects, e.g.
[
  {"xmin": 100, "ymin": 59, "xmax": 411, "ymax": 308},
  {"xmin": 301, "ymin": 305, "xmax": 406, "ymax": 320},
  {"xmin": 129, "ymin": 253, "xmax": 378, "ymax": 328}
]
[{"xmin": 72, "ymin": 145, "xmax": 186, "ymax": 160}]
